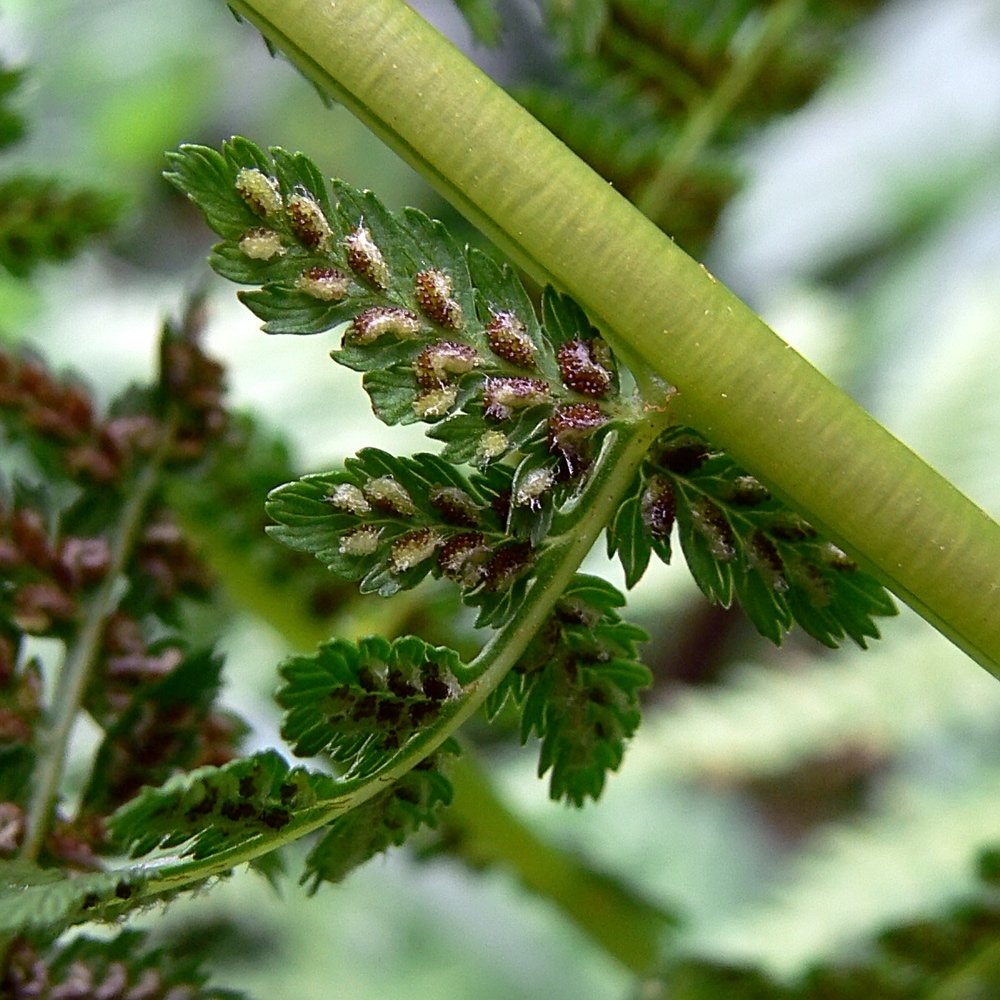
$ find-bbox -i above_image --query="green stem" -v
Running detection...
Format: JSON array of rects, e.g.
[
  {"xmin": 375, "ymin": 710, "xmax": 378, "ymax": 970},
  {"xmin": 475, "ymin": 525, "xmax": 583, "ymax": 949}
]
[
  {"xmin": 168, "ymin": 434, "xmax": 671, "ymax": 971},
  {"xmin": 445, "ymin": 752, "xmax": 674, "ymax": 973},
  {"xmin": 225, "ymin": 0, "xmax": 1000, "ymax": 674},
  {"xmin": 128, "ymin": 408, "xmax": 670, "ymax": 899},
  {"xmin": 19, "ymin": 417, "xmax": 178, "ymax": 862},
  {"xmin": 634, "ymin": 0, "xmax": 807, "ymax": 220}
]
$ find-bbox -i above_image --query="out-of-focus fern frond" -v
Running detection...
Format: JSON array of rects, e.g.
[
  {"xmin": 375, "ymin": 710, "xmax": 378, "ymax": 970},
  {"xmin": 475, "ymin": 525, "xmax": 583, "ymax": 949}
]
[
  {"xmin": 0, "ymin": 63, "xmax": 26, "ymax": 150},
  {"xmin": 522, "ymin": 0, "xmax": 893, "ymax": 253},
  {"xmin": 694, "ymin": 764, "xmax": 1000, "ymax": 975},
  {"xmin": 632, "ymin": 622, "xmax": 1000, "ymax": 782},
  {"xmin": 453, "ymin": 0, "xmax": 503, "ymax": 46}
]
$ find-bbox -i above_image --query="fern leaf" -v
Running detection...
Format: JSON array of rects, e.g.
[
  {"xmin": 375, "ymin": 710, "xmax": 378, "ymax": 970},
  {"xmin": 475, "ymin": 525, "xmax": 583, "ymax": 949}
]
[
  {"xmin": 265, "ymin": 448, "xmax": 539, "ymax": 624},
  {"xmin": 177, "ymin": 138, "xmax": 893, "ymax": 649},
  {"xmin": 301, "ymin": 742, "xmax": 458, "ymax": 890},
  {"xmin": 0, "ymin": 860, "xmax": 148, "ymax": 937},
  {"xmin": 488, "ymin": 574, "xmax": 651, "ymax": 805},
  {"xmin": 0, "ymin": 177, "xmax": 122, "ymax": 278},
  {"xmin": 166, "ymin": 139, "xmax": 622, "ymax": 477},
  {"xmin": 107, "ymin": 749, "xmax": 338, "ymax": 860},
  {"xmin": 531, "ymin": 0, "xmax": 892, "ymax": 252},
  {"xmin": 3, "ymin": 930, "xmax": 244, "ymax": 999},
  {"xmin": 608, "ymin": 427, "xmax": 897, "ymax": 647},
  {"xmin": 277, "ymin": 634, "xmax": 470, "ymax": 774}
]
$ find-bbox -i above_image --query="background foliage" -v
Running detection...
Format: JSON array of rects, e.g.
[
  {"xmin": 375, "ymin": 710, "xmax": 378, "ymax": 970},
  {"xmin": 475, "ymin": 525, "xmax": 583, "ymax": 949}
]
[{"xmin": 4, "ymin": 0, "xmax": 1000, "ymax": 998}]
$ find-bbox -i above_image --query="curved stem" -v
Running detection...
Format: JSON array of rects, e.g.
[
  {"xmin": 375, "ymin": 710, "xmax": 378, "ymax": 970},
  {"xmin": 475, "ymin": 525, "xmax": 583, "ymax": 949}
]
[
  {"xmin": 128, "ymin": 406, "xmax": 671, "ymax": 900},
  {"xmin": 225, "ymin": 0, "xmax": 1000, "ymax": 674}
]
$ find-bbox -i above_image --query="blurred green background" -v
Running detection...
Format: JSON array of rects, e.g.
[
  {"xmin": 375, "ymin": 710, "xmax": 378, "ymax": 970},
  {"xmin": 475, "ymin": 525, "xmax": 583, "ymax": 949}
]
[{"xmin": 6, "ymin": 0, "xmax": 1000, "ymax": 997}]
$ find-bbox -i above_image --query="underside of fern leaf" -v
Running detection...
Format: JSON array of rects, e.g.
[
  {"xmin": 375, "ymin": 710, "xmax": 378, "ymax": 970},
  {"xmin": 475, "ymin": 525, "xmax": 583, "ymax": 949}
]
[{"xmin": 160, "ymin": 136, "xmax": 896, "ymax": 825}]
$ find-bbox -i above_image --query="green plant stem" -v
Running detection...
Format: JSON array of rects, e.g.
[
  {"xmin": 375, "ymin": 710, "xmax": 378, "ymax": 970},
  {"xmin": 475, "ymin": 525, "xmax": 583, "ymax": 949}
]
[
  {"xmin": 19, "ymin": 417, "xmax": 178, "ymax": 862},
  {"xmin": 126, "ymin": 408, "xmax": 670, "ymax": 900},
  {"xmin": 225, "ymin": 0, "xmax": 1000, "ymax": 674},
  {"xmin": 445, "ymin": 752, "xmax": 674, "ymax": 973},
  {"xmin": 634, "ymin": 0, "xmax": 807, "ymax": 220}
]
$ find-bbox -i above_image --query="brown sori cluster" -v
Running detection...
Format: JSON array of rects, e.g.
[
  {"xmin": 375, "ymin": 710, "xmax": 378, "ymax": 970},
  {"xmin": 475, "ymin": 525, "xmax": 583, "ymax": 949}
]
[
  {"xmin": 3, "ymin": 938, "xmax": 217, "ymax": 1000},
  {"xmin": 285, "ymin": 189, "xmax": 333, "ymax": 251},
  {"xmin": 349, "ymin": 306, "xmax": 422, "ymax": 346},
  {"xmin": 483, "ymin": 376, "xmax": 550, "ymax": 421},
  {"xmin": 483, "ymin": 541, "xmax": 535, "ymax": 591},
  {"xmin": 485, "ymin": 311, "xmax": 536, "ymax": 368},
  {"xmin": 548, "ymin": 402, "xmax": 608, "ymax": 476},
  {"xmin": 640, "ymin": 475, "xmax": 676, "ymax": 540},
  {"xmin": 690, "ymin": 497, "xmax": 737, "ymax": 561},
  {"xmin": 234, "ymin": 166, "xmax": 283, "ymax": 217},
  {"xmin": 438, "ymin": 531, "xmax": 490, "ymax": 588},
  {"xmin": 326, "ymin": 659, "xmax": 460, "ymax": 750},
  {"xmin": 0, "ymin": 504, "xmax": 110, "ymax": 636},
  {"xmin": 413, "ymin": 341, "xmax": 478, "ymax": 389},
  {"xmin": 295, "ymin": 265, "xmax": 350, "ymax": 302},
  {"xmin": 344, "ymin": 224, "xmax": 389, "ymax": 290},
  {"xmin": 748, "ymin": 528, "xmax": 787, "ymax": 591},
  {"xmin": 428, "ymin": 486, "xmax": 481, "ymax": 527},
  {"xmin": 389, "ymin": 527, "xmax": 441, "ymax": 573},
  {"xmin": 160, "ymin": 327, "xmax": 228, "ymax": 463},
  {"xmin": 133, "ymin": 511, "xmax": 212, "ymax": 604},
  {"xmin": 657, "ymin": 436, "xmax": 711, "ymax": 474},
  {"xmin": 556, "ymin": 339, "xmax": 613, "ymax": 397},
  {"xmin": 0, "ymin": 352, "xmax": 151, "ymax": 485},
  {"xmin": 727, "ymin": 474, "xmax": 771, "ymax": 506},
  {"xmin": 0, "ymin": 327, "xmax": 226, "ymax": 485},
  {"xmin": 414, "ymin": 268, "xmax": 463, "ymax": 330}
]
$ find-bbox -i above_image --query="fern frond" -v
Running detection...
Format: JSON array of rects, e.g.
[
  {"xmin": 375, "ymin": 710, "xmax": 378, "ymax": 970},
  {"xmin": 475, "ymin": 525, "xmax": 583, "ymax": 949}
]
[
  {"xmin": 3, "ymin": 930, "xmax": 244, "ymax": 999},
  {"xmin": 0, "ymin": 860, "xmax": 148, "ymax": 938},
  {"xmin": 107, "ymin": 749, "xmax": 335, "ymax": 860},
  {"xmin": 266, "ymin": 449, "xmax": 545, "ymax": 626},
  {"xmin": 633, "ymin": 625, "xmax": 998, "ymax": 782},
  {"xmin": 301, "ymin": 743, "xmax": 458, "ymax": 890},
  {"xmin": 277, "ymin": 634, "xmax": 470, "ymax": 772},
  {"xmin": 174, "ymin": 138, "xmax": 895, "ymax": 648},
  {"xmin": 0, "ymin": 177, "xmax": 122, "ymax": 278},
  {"xmin": 487, "ymin": 574, "xmax": 652, "ymax": 805},
  {"xmin": 166, "ymin": 140, "xmax": 626, "ymax": 484},
  {"xmin": 609, "ymin": 426, "xmax": 897, "ymax": 646},
  {"xmin": 530, "ymin": 0, "xmax": 892, "ymax": 251}
]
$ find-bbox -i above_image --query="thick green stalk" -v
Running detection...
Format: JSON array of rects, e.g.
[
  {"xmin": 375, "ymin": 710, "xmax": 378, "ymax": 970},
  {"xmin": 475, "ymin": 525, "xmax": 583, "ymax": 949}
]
[{"xmin": 226, "ymin": 0, "xmax": 1000, "ymax": 673}]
